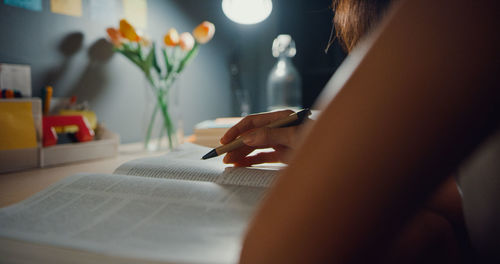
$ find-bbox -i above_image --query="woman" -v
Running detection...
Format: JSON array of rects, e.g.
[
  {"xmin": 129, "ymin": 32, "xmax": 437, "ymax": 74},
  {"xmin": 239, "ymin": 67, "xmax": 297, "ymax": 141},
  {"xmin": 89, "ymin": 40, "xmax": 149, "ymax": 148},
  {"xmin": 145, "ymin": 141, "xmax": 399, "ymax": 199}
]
[
  {"xmin": 223, "ymin": 0, "xmax": 498, "ymax": 263},
  {"xmin": 222, "ymin": 0, "xmax": 394, "ymax": 166}
]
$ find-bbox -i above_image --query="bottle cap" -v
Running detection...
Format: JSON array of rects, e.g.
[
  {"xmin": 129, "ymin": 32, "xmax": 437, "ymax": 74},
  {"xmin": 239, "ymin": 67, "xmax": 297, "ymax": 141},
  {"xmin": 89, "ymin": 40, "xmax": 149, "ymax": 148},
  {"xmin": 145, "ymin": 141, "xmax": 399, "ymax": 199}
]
[{"xmin": 272, "ymin": 34, "xmax": 296, "ymax": 58}]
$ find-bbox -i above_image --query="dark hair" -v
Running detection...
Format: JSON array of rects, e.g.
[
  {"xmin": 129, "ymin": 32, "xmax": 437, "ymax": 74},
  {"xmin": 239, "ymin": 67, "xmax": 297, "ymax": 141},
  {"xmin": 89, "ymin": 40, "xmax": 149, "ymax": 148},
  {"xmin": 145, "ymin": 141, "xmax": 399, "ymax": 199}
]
[{"xmin": 332, "ymin": 0, "xmax": 392, "ymax": 52}]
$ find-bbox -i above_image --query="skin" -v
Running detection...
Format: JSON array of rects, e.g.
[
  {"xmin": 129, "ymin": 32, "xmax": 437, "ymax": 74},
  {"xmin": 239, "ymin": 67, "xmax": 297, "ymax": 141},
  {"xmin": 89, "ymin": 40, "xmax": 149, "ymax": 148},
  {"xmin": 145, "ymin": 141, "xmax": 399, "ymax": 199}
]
[
  {"xmin": 221, "ymin": 109, "xmax": 303, "ymax": 166},
  {"xmin": 223, "ymin": 112, "xmax": 465, "ymax": 261},
  {"xmin": 230, "ymin": 0, "xmax": 499, "ymax": 263}
]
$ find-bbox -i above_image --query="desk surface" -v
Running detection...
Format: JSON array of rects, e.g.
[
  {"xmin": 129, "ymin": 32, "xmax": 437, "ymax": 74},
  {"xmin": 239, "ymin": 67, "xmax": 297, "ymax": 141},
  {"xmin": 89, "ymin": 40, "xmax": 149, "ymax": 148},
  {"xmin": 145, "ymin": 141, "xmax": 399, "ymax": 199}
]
[{"xmin": 0, "ymin": 143, "xmax": 167, "ymax": 208}]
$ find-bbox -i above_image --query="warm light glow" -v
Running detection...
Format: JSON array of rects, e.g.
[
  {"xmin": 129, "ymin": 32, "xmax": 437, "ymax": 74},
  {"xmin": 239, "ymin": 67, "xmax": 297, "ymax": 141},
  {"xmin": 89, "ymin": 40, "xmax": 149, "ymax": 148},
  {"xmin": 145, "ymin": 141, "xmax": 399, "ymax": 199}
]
[{"xmin": 222, "ymin": 0, "xmax": 272, "ymax": 25}]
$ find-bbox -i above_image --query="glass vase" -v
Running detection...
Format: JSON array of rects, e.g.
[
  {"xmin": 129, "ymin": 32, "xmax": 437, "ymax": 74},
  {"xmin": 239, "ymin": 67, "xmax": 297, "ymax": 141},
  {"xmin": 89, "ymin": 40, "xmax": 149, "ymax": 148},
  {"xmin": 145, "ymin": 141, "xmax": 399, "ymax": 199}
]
[{"xmin": 143, "ymin": 75, "xmax": 183, "ymax": 151}]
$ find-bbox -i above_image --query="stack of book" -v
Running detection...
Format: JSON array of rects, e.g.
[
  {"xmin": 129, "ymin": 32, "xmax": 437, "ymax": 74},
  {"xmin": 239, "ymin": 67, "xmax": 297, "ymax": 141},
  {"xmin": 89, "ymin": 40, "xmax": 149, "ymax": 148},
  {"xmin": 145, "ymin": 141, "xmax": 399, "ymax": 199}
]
[{"xmin": 192, "ymin": 117, "xmax": 241, "ymax": 148}]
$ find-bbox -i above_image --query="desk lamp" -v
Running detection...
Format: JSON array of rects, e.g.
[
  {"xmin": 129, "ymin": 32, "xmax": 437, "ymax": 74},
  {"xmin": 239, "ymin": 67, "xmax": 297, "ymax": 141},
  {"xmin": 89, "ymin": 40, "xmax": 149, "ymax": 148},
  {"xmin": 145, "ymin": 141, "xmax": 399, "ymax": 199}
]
[
  {"xmin": 222, "ymin": 0, "xmax": 272, "ymax": 25},
  {"xmin": 222, "ymin": 0, "xmax": 273, "ymax": 115}
]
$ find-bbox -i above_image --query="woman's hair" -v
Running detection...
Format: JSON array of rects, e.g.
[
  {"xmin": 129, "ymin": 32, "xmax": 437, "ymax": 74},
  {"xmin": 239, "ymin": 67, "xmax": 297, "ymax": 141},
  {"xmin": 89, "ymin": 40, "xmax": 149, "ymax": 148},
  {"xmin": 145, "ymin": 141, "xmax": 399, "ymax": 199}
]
[{"xmin": 332, "ymin": 0, "xmax": 392, "ymax": 52}]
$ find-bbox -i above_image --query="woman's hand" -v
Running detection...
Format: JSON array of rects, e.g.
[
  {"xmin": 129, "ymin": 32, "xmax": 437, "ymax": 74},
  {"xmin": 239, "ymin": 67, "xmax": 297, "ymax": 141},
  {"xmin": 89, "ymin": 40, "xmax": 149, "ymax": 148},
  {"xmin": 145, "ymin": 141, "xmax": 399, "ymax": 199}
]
[{"xmin": 220, "ymin": 110, "xmax": 306, "ymax": 166}]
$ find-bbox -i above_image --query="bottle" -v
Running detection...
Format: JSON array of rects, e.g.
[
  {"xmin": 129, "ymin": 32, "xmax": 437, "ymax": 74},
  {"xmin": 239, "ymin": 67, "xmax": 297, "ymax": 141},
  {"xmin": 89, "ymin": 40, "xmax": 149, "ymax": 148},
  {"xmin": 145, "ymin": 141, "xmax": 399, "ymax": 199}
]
[{"xmin": 267, "ymin": 34, "xmax": 302, "ymax": 111}]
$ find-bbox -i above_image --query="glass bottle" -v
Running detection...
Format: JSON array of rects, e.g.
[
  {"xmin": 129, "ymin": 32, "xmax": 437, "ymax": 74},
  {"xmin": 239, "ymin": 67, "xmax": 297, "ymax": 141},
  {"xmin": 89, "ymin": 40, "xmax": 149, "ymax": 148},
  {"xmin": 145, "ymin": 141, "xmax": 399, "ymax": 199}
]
[{"xmin": 267, "ymin": 34, "xmax": 302, "ymax": 111}]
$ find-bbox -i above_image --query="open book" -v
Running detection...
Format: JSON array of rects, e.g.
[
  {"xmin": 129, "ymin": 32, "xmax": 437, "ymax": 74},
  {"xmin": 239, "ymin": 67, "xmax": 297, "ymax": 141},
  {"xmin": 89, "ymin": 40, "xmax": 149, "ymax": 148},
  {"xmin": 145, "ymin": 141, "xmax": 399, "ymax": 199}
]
[{"xmin": 0, "ymin": 143, "xmax": 281, "ymax": 264}]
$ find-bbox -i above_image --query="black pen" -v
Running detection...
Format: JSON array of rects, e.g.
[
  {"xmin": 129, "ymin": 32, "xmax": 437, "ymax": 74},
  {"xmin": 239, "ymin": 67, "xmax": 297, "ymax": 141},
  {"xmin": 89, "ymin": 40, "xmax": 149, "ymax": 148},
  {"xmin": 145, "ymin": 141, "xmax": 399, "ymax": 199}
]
[{"xmin": 201, "ymin": 109, "xmax": 311, "ymax": 160}]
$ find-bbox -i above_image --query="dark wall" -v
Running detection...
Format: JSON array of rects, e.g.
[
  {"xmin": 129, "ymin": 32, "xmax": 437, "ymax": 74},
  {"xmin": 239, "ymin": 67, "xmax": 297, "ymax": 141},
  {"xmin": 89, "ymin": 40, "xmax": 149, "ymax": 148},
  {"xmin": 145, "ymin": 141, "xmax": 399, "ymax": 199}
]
[
  {"xmin": 0, "ymin": 0, "xmax": 345, "ymax": 143},
  {"xmin": 175, "ymin": 0, "xmax": 279, "ymax": 114},
  {"xmin": 177, "ymin": 0, "xmax": 346, "ymax": 112},
  {"xmin": 274, "ymin": 0, "xmax": 346, "ymax": 109}
]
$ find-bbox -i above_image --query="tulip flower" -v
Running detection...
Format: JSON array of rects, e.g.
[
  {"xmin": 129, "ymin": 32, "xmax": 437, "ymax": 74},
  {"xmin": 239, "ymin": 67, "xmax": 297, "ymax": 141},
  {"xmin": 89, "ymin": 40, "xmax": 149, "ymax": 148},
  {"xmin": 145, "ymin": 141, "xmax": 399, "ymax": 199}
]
[
  {"xmin": 105, "ymin": 19, "xmax": 216, "ymax": 150},
  {"xmin": 119, "ymin": 19, "xmax": 140, "ymax": 42},
  {"xmin": 193, "ymin": 21, "xmax": 215, "ymax": 44},
  {"xmin": 139, "ymin": 36, "xmax": 152, "ymax": 47},
  {"xmin": 106, "ymin": 28, "xmax": 123, "ymax": 47},
  {"xmin": 164, "ymin": 28, "xmax": 179, "ymax": 46},
  {"xmin": 179, "ymin": 32, "xmax": 195, "ymax": 51}
]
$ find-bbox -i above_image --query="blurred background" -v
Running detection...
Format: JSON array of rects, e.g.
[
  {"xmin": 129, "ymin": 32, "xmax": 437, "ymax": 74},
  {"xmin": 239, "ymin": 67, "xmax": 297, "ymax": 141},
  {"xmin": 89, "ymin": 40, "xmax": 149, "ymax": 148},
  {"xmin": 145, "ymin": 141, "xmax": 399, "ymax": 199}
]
[{"xmin": 0, "ymin": 0, "xmax": 346, "ymax": 143}]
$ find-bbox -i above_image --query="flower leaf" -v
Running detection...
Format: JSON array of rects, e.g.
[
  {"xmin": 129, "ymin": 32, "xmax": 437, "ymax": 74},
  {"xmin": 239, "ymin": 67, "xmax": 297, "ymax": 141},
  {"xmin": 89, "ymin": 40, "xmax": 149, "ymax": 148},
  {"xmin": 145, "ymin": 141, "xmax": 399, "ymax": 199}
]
[
  {"xmin": 151, "ymin": 43, "xmax": 162, "ymax": 74},
  {"xmin": 137, "ymin": 44, "xmax": 143, "ymax": 60},
  {"xmin": 121, "ymin": 43, "xmax": 142, "ymax": 64},
  {"xmin": 117, "ymin": 49, "xmax": 143, "ymax": 69},
  {"xmin": 143, "ymin": 46, "xmax": 155, "ymax": 75}
]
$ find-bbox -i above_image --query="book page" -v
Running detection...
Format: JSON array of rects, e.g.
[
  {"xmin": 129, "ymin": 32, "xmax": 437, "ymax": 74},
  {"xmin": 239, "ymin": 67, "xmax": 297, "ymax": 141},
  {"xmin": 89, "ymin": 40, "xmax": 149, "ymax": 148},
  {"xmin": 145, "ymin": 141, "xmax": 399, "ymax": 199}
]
[
  {"xmin": 115, "ymin": 143, "xmax": 283, "ymax": 188},
  {"xmin": 216, "ymin": 167, "xmax": 279, "ymax": 188},
  {"xmin": 0, "ymin": 173, "xmax": 267, "ymax": 264}
]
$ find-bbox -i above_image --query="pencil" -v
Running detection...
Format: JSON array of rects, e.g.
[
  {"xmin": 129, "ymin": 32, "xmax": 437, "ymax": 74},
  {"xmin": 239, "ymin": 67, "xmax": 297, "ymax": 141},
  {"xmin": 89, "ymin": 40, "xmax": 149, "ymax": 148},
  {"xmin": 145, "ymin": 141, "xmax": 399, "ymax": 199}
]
[
  {"xmin": 43, "ymin": 86, "xmax": 53, "ymax": 115},
  {"xmin": 201, "ymin": 109, "xmax": 311, "ymax": 160}
]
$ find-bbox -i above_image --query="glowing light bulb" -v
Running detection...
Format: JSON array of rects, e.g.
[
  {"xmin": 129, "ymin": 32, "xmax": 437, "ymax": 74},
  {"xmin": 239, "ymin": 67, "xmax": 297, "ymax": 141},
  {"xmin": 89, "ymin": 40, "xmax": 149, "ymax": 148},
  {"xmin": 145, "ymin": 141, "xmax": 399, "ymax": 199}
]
[{"xmin": 222, "ymin": 0, "xmax": 272, "ymax": 25}]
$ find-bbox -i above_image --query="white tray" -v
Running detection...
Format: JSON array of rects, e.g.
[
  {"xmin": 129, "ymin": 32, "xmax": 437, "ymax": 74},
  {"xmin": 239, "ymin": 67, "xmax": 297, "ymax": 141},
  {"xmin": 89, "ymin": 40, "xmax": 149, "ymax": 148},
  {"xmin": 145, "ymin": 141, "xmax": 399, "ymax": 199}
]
[{"xmin": 40, "ymin": 124, "xmax": 119, "ymax": 168}]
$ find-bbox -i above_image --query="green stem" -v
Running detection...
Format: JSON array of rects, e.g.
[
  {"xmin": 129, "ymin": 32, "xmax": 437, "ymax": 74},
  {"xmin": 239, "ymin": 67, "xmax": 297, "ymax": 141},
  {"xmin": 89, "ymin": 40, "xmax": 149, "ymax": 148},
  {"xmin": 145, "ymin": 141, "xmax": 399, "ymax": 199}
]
[
  {"xmin": 157, "ymin": 91, "xmax": 174, "ymax": 149},
  {"xmin": 145, "ymin": 72, "xmax": 159, "ymax": 94},
  {"xmin": 145, "ymin": 69, "xmax": 179, "ymax": 150},
  {"xmin": 118, "ymin": 42, "xmax": 180, "ymax": 150},
  {"xmin": 158, "ymin": 120, "xmax": 166, "ymax": 149},
  {"xmin": 144, "ymin": 101, "xmax": 159, "ymax": 149},
  {"xmin": 162, "ymin": 48, "xmax": 173, "ymax": 75},
  {"xmin": 176, "ymin": 42, "xmax": 199, "ymax": 73}
]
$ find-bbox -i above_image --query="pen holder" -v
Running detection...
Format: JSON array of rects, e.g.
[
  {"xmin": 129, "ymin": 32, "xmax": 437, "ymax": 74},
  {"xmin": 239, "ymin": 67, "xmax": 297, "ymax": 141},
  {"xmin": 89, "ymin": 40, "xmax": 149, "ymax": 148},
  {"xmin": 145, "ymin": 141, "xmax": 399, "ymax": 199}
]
[{"xmin": 42, "ymin": 115, "xmax": 94, "ymax": 147}]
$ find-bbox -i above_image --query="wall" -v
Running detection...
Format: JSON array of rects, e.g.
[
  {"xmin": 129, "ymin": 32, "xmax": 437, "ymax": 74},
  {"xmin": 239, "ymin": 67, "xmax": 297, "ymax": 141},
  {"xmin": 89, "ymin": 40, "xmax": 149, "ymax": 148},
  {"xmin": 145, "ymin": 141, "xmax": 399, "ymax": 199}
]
[
  {"xmin": 273, "ymin": 0, "xmax": 346, "ymax": 108},
  {"xmin": 0, "ymin": 0, "xmax": 234, "ymax": 143},
  {"xmin": 175, "ymin": 0, "xmax": 280, "ymax": 114},
  {"xmin": 178, "ymin": 0, "xmax": 346, "ymax": 113},
  {"xmin": 0, "ymin": 0, "xmax": 345, "ymax": 143}
]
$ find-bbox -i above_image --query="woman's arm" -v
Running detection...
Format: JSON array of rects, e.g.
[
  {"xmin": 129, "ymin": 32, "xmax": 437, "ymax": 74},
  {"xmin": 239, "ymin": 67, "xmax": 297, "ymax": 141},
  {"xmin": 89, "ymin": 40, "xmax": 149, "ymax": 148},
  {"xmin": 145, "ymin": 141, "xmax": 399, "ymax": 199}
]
[{"xmin": 240, "ymin": 0, "xmax": 499, "ymax": 263}]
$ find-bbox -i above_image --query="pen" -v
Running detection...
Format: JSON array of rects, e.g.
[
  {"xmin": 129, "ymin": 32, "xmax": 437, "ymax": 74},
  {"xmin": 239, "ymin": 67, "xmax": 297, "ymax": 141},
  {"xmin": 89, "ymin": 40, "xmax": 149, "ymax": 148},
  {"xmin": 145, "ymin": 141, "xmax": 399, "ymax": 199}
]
[{"xmin": 201, "ymin": 109, "xmax": 312, "ymax": 160}]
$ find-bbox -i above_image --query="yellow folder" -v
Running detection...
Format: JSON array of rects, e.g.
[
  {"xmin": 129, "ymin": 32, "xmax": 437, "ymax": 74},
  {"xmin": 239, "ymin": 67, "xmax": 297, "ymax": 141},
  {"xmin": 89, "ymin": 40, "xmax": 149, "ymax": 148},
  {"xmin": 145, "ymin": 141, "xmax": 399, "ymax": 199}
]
[{"xmin": 0, "ymin": 101, "xmax": 37, "ymax": 151}]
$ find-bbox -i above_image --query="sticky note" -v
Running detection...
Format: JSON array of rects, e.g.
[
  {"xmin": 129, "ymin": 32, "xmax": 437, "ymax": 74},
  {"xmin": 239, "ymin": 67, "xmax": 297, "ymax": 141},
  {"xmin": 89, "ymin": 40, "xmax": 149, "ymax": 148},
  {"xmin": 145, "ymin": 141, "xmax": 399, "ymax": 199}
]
[
  {"xmin": 4, "ymin": 0, "xmax": 42, "ymax": 12},
  {"xmin": 0, "ymin": 101, "xmax": 37, "ymax": 151},
  {"xmin": 50, "ymin": 0, "xmax": 82, "ymax": 17},
  {"xmin": 0, "ymin": 63, "xmax": 32, "ymax": 97},
  {"xmin": 123, "ymin": 0, "xmax": 147, "ymax": 29}
]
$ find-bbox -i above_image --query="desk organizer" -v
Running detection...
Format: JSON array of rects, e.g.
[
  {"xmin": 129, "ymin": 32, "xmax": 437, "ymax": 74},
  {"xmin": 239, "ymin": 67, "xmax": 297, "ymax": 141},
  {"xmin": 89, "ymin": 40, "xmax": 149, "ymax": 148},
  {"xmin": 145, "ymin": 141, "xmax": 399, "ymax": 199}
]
[
  {"xmin": 0, "ymin": 124, "xmax": 119, "ymax": 173},
  {"xmin": 0, "ymin": 148, "xmax": 40, "ymax": 173},
  {"xmin": 0, "ymin": 98, "xmax": 119, "ymax": 173},
  {"xmin": 40, "ymin": 124, "xmax": 119, "ymax": 168}
]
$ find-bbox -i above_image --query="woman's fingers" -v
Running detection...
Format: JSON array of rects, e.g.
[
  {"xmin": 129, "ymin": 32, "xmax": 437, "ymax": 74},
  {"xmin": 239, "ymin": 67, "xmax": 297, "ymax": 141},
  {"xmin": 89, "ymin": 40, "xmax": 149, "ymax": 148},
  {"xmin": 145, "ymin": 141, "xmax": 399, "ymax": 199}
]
[
  {"xmin": 223, "ymin": 145, "xmax": 256, "ymax": 164},
  {"xmin": 225, "ymin": 147, "xmax": 292, "ymax": 166},
  {"xmin": 242, "ymin": 126, "xmax": 298, "ymax": 148},
  {"xmin": 220, "ymin": 109, "xmax": 301, "ymax": 166},
  {"xmin": 233, "ymin": 151, "xmax": 283, "ymax": 167},
  {"xmin": 220, "ymin": 110, "xmax": 294, "ymax": 144},
  {"xmin": 223, "ymin": 125, "xmax": 298, "ymax": 165}
]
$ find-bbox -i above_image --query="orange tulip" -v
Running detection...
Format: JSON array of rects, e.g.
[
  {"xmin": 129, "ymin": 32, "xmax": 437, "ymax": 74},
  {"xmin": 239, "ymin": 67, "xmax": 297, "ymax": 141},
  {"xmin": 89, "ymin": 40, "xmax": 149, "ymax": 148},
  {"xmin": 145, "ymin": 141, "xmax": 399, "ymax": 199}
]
[
  {"xmin": 179, "ymin": 32, "xmax": 195, "ymax": 51},
  {"xmin": 106, "ymin": 27, "xmax": 123, "ymax": 46},
  {"xmin": 164, "ymin": 28, "xmax": 179, "ymax": 46},
  {"xmin": 119, "ymin": 19, "xmax": 140, "ymax": 42},
  {"xmin": 139, "ymin": 35, "xmax": 152, "ymax": 47},
  {"xmin": 192, "ymin": 21, "xmax": 215, "ymax": 44}
]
